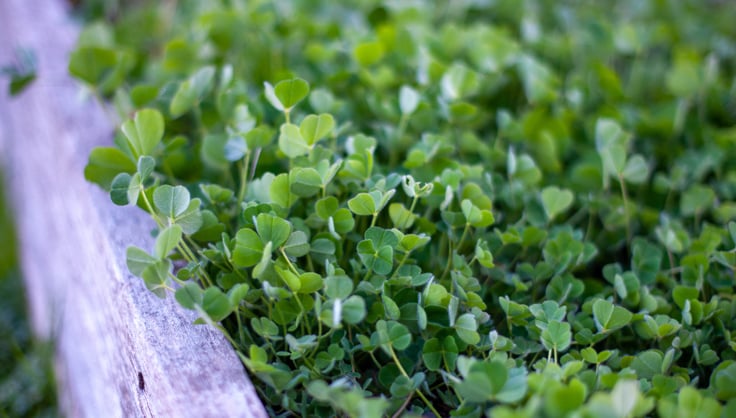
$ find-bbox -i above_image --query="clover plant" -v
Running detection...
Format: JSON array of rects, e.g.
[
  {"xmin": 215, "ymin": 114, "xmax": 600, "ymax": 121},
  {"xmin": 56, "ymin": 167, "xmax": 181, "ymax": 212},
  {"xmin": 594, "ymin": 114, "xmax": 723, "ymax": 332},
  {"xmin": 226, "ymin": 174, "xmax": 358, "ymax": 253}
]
[{"xmin": 73, "ymin": 0, "xmax": 736, "ymax": 416}]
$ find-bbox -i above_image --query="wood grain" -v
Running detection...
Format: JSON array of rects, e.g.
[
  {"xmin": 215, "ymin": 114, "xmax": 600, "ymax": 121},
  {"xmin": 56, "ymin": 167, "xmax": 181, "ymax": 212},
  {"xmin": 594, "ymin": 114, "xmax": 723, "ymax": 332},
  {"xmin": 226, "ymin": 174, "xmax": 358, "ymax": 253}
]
[{"xmin": 0, "ymin": 1, "xmax": 267, "ymax": 417}]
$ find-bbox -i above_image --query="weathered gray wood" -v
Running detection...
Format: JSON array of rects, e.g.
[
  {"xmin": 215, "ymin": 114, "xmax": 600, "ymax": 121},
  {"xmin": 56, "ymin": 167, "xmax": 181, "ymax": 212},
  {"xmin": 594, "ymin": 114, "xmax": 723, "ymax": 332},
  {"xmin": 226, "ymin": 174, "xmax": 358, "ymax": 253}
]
[{"xmin": 0, "ymin": 1, "xmax": 267, "ymax": 417}]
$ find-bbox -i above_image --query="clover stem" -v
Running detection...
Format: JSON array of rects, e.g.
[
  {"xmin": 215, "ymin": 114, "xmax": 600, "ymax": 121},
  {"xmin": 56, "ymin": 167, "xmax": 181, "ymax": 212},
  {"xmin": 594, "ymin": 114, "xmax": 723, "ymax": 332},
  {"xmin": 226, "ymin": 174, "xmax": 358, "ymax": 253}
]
[
  {"xmin": 408, "ymin": 195, "xmax": 419, "ymax": 214},
  {"xmin": 390, "ymin": 393, "xmax": 414, "ymax": 418},
  {"xmin": 192, "ymin": 104, "xmax": 207, "ymax": 137},
  {"xmin": 236, "ymin": 151, "xmax": 251, "ymax": 210},
  {"xmin": 177, "ymin": 239, "xmax": 213, "ymax": 287},
  {"xmin": 139, "ymin": 187, "xmax": 165, "ymax": 228},
  {"xmin": 457, "ymin": 223, "xmax": 470, "ymax": 251},
  {"xmin": 390, "ymin": 114, "xmax": 409, "ymax": 167},
  {"xmin": 388, "ymin": 345, "xmax": 441, "ymax": 418},
  {"xmin": 284, "ymin": 110, "xmax": 291, "ymax": 125},
  {"xmin": 439, "ymin": 241, "xmax": 454, "ymax": 281},
  {"xmin": 235, "ymin": 307, "xmax": 246, "ymax": 347},
  {"xmin": 389, "ymin": 251, "xmax": 412, "ymax": 280},
  {"xmin": 618, "ymin": 173, "xmax": 632, "ymax": 248},
  {"xmin": 368, "ymin": 352, "xmax": 382, "ymax": 369},
  {"xmin": 215, "ymin": 324, "xmax": 238, "ymax": 347},
  {"xmin": 362, "ymin": 267, "xmax": 373, "ymax": 283},
  {"xmin": 168, "ymin": 271, "xmax": 186, "ymax": 286},
  {"xmin": 370, "ymin": 212, "xmax": 378, "ymax": 228},
  {"xmin": 281, "ymin": 247, "xmax": 300, "ymax": 276}
]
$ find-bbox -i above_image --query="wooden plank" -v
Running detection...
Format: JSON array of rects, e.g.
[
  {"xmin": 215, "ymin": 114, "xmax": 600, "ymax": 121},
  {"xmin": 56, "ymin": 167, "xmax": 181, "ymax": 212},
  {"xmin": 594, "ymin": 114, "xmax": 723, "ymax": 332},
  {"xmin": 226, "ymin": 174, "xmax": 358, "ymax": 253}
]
[{"xmin": 0, "ymin": 1, "xmax": 267, "ymax": 417}]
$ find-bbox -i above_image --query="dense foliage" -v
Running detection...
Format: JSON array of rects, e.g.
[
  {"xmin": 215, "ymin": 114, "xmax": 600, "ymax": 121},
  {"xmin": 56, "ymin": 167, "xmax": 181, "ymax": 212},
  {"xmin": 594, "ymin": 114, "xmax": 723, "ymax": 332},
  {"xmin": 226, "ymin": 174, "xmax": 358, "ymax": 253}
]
[
  {"xmin": 73, "ymin": 0, "xmax": 736, "ymax": 416},
  {"xmin": 0, "ymin": 174, "xmax": 58, "ymax": 417}
]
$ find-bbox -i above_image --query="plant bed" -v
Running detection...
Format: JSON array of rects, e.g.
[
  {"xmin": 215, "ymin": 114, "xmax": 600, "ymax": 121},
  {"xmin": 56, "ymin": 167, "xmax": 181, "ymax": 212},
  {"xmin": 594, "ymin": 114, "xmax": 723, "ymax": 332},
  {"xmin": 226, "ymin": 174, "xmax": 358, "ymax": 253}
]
[
  {"xmin": 0, "ymin": 0, "xmax": 266, "ymax": 416},
  {"xmin": 15, "ymin": 0, "xmax": 736, "ymax": 417}
]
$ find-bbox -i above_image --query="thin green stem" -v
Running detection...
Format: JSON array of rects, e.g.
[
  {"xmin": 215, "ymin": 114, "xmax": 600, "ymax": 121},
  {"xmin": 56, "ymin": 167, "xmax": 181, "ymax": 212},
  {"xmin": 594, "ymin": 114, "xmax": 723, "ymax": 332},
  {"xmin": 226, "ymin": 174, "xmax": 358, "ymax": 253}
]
[
  {"xmin": 236, "ymin": 152, "xmax": 251, "ymax": 209},
  {"xmin": 139, "ymin": 188, "xmax": 165, "ymax": 228},
  {"xmin": 235, "ymin": 307, "xmax": 245, "ymax": 347},
  {"xmin": 457, "ymin": 223, "xmax": 470, "ymax": 251},
  {"xmin": 439, "ymin": 241, "xmax": 454, "ymax": 281},
  {"xmin": 389, "ymin": 251, "xmax": 412, "ymax": 280},
  {"xmin": 408, "ymin": 196, "xmax": 419, "ymax": 214},
  {"xmin": 618, "ymin": 173, "xmax": 632, "ymax": 249},
  {"xmin": 388, "ymin": 346, "xmax": 441, "ymax": 418}
]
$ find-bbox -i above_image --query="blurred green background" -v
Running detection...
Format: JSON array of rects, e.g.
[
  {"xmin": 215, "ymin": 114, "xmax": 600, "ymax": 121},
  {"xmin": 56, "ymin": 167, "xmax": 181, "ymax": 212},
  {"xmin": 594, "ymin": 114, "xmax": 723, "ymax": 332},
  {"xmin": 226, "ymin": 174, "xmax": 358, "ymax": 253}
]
[{"xmin": 0, "ymin": 172, "xmax": 58, "ymax": 417}]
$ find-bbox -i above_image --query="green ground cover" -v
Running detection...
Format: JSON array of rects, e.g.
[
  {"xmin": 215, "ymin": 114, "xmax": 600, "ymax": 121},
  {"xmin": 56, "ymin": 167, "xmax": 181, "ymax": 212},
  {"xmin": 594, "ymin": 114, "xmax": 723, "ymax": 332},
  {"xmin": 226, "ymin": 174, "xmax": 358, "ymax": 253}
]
[{"xmin": 70, "ymin": 0, "xmax": 736, "ymax": 416}]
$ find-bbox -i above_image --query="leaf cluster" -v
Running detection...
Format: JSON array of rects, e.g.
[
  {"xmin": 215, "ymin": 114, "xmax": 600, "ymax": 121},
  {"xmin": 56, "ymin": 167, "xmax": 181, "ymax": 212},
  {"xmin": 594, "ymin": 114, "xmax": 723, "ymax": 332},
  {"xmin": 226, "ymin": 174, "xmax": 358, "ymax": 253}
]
[{"xmin": 73, "ymin": 0, "xmax": 736, "ymax": 417}]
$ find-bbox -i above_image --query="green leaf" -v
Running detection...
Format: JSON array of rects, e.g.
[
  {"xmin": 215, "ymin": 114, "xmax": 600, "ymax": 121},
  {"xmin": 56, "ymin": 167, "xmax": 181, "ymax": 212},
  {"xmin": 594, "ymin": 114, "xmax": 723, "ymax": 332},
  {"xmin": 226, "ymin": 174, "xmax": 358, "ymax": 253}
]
[
  {"xmin": 541, "ymin": 186, "xmax": 574, "ymax": 221},
  {"xmin": 399, "ymin": 85, "xmax": 420, "ymax": 115},
  {"xmin": 233, "ymin": 228, "xmax": 265, "ymax": 267},
  {"xmin": 227, "ymin": 283, "xmax": 250, "ymax": 307},
  {"xmin": 680, "ymin": 184, "xmax": 715, "ymax": 217},
  {"xmin": 422, "ymin": 336, "xmax": 459, "ymax": 372},
  {"xmin": 275, "ymin": 265, "xmax": 301, "ymax": 292},
  {"xmin": 455, "ymin": 313, "xmax": 480, "ymax": 345},
  {"xmin": 84, "ymin": 147, "xmax": 136, "ymax": 189},
  {"xmin": 714, "ymin": 363, "xmax": 736, "ymax": 401},
  {"xmin": 270, "ymin": 173, "xmax": 296, "ymax": 209},
  {"xmin": 141, "ymin": 259, "xmax": 171, "ymax": 298},
  {"xmin": 201, "ymin": 287, "xmax": 231, "ymax": 322},
  {"xmin": 348, "ymin": 192, "xmax": 377, "ymax": 216},
  {"xmin": 388, "ymin": 203, "xmax": 417, "ymax": 230},
  {"xmin": 137, "ymin": 155, "xmax": 156, "ymax": 181},
  {"xmin": 154, "ymin": 225, "xmax": 182, "ymax": 259},
  {"xmin": 252, "ymin": 241, "xmax": 272, "ymax": 279},
  {"xmin": 545, "ymin": 379, "xmax": 586, "ymax": 416},
  {"xmin": 325, "ymin": 275, "xmax": 353, "ymax": 300},
  {"xmin": 170, "ymin": 67, "xmax": 215, "ymax": 117},
  {"xmin": 441, "ymin": 63, "xmax": 479, "ymax": 100},
  {"xmin": 382, "ymin": 295, "xmax": 401, "ymax": 320},
  {"xmin": 255, "ymin": 213, "xmax": 291, "ymax": 248},
  {"xmin": 278, "ymin": 123, "xmax": 310, "ymax": 158},
  {"xmin": 460, "ymin": 199, "xmax": 494, "ymax": 227},
  {"xmin": 422, "ymin": 338, "xmax": 443, "ymax": 371},
  {"xmin": 68, "ymin": 46, "xmax": 117, "ymax": 86},
  {"xmin": 595, "ymin": 118, "xmax": 630, "ymax": 179},
  {"xmin": 353, "ymin": 41, "xmax": 385, "ymax": 67},
  {"xmin": 593, "ymin": 299, "xmax": 633, "ymax": 332},
  {"xmin": 398, "ymin": 233, "xmax": 431, "ymax": 253},
  {"xmin": 341, "ymin": 295, "xmax": 366, "ymax": 325},
  {"xmin": 110, "ymin": 173, "xmax": 133, "ymax": 206},
  {"xmin": 384, "ymin": 320, "xmax": 412, "ymax": 350},
  {"xmin": 266, "ymin": 78, "xmax": 310, "ymax": 112},
  {"xmin": 357, "ymin": 239, "xmax": 394, "ymax": 275},
  {"xmin": 130, "ymin": 84, "xmax": 158, "ymax": 107},
  {"xmin": 153, "ymin": 185, "xmax": 190, "ymax": 218},
  {"xmin": 365, "ymin": 227, "xmax": 399, "ymax": 249},
  {"xmin": 455, "ymin": 361, "xmax": 508, "ymax": 403},
  {"xmin": 299, "ymin": 114, "xmax": 335, "ymax": 145},
  {"xmin": 475, "ymin": 240, "xmax": 495, "ymax": 268},
  {"xmin": 315, "ymin": 197, "xmax": 339, "ymax": 219},
  {"xmin": 121, "ymin": 109, "xmax": 164, "ymax": 158},
  {"xmin": 175, "ymin": 282, "xmax": 203, "ymax": 310},
  {"xmin": 517, "ymin": 54, "xmax": 558, "ymax": 103},
  {"xmin": 622, "ymin": 154, "xmax": 649, "ymax": 184},
  {"xmin": 290, "ymin": 167, "xmax": 322, "ymax": 197},
  {"xmin": 126, "ymin": 246, "xmax": 157, "ymax": 277},
  {"xmin": 630, "ymin": 350, "xmax": 663, "ymax": 379},
  {"xmin": 541, "ymin": 320, "xmax": 572, "ymax": 352},
  {"xmin": 283, "ymin": 231, "xmax": 310, "ymax": 257},
  {"xmin": 245, "ymin": 125, "xmax": 274, "ymax": 149},
  {"xmin": 173, "ymin": 198, "xmax": 203, "ymax": 235},
  {"xmin": 297, "ymin": 272, "xmax": 323, "ymax": 294}
]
